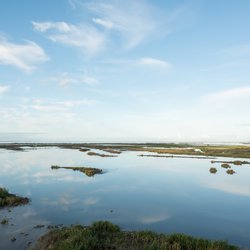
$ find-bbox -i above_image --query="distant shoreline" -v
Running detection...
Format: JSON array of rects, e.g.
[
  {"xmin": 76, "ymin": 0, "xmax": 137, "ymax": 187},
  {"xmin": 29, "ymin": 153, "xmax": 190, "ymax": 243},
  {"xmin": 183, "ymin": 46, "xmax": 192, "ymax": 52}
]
[{"xmin": 1, "ymin": 142, "xmax": 250, "ymax": 159}]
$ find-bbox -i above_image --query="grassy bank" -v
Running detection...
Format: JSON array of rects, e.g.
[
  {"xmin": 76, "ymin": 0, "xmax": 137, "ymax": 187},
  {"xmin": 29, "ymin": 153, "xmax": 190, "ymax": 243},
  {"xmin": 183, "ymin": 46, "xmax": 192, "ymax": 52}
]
[
  {"xmin": 0, "ymin": 187, "xmax": 29, "ymax": 207},
  {"xmin": 35, "ymin": 221, "xmax": 238, "ymax": 250}
]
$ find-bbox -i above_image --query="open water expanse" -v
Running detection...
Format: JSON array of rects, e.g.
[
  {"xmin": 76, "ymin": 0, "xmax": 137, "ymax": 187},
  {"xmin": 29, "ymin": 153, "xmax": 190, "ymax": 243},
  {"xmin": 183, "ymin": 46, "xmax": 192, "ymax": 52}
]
[{"xmin": 0, "ymin": 147, "xmax": 250, "ymax": 249}]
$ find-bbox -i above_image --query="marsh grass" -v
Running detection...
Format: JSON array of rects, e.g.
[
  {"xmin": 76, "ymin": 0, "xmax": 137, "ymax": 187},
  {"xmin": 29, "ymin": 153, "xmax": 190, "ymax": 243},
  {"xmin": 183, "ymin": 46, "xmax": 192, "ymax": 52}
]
[
  {"xmin": 35, "ymin": 221, "xmax": 238, "ymax": 250},
  {"xmin": 79, "ymin": 148, "xmax": 90, "ymax": 152},
  {"xmin": 1, "ymin": 218, "xmax": 8, "ymax": 225},
  {"xmin": 0, "ymin": 187, "xmax": 29, "ymax": 208},
  {"xmin": 87, "ymin": 151, "xmax": 117, "ymax": 157},
  {"xmin": 221, "ymin": 164, "xmax": 231, "ymax": 169},
  {"xmin": 1, "ymin": 143, "xmax": 250, "ymax": 158},
  {"xmin": 210, "ymin": 168, "xmax": 217, "ymax": 174},
  {"xmin": 226, "ymin": 169, "xmax": 236, "ymax": 175},
  {"xmin": 103, "ymin": 149, "xmax": 122, "ymax": 154},
  {"xmin": 51, "ymin": 166, "xmax": 103, "ymax": 177},
  {"xmin": 211, "ymin": 160, "xmax": 250, "ymax": 165}
]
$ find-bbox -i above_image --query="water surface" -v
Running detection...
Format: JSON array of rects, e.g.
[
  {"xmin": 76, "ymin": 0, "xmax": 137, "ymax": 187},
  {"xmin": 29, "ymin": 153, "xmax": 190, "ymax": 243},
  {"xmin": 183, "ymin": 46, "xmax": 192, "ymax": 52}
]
[{"xmin": 0, "ymin": 147, "xmax": 250, "ymax": 249}]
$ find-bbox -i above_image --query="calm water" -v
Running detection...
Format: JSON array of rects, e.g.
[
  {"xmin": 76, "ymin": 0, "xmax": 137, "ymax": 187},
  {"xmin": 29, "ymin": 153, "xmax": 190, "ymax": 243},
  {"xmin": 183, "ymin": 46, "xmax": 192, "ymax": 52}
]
[{"xmin": 0, "ymin": 147, "xmax": 250, "ymax": 249}]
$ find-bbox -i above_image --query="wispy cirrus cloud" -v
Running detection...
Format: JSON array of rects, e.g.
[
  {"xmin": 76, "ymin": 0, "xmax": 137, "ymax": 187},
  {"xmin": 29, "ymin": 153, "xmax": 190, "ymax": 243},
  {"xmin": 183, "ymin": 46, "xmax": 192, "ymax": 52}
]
[
  {"xmin": 205, "ymin": 86, "xmax": 250, "ymax": 102},
  {"xmin": 33, "ymin": 0, "xmax": 164, "ymax": 56},
  {"xmin": 82, "ymin": 76, "xmax": 99, "ymax": 85},
  {"xmin": 99, "ymin": 57, "xmax": 172, "ymax": 71},
  {"xmin": 92, "ymin": 18, "xmax": 113, "ymax": 29},
  {"xmin": 0, "ymin": 85, "xmax": 10, "ymax": 94},
  {"xmin": 32, "ymin": 21, "xmax": 106, "ymax": 57},
  {"xmin": 87, "ymin": 0, "xmax": 156, "ymax": 49},
  {"xmin": 47, "ymin": 72, "xmax": 99, "ymax": 87},
  {"xmin": 32, "ymin": 99, "xmax": 97, "ymax": 112},
  {"xmin": 138, "ymin": 57, "xmax": 172, "ymax": 70},
  {"xmin": 0, "ymin": 37, "xmax": 49, "ymax": 72}
]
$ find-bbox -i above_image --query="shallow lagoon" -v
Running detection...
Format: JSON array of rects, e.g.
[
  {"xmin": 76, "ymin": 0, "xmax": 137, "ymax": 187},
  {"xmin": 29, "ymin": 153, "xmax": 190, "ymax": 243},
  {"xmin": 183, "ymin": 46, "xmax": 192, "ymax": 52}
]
[{"xmin": 0, "ymin": 147, "xmax": 250, "ymax": 249}]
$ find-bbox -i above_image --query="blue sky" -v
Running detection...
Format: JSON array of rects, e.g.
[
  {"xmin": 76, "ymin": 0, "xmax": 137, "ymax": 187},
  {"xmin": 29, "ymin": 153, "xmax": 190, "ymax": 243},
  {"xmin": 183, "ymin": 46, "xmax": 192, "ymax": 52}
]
[{"xmin": 0, "ymin": 0, "xmax": 250, "ymax": 142}]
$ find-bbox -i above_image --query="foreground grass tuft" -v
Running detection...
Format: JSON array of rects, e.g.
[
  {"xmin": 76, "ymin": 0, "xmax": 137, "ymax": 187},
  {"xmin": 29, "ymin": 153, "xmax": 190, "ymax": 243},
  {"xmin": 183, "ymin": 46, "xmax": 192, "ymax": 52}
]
[{"xmin": 35, "ymin": 221, "xmax": 238, "ymax": 250}]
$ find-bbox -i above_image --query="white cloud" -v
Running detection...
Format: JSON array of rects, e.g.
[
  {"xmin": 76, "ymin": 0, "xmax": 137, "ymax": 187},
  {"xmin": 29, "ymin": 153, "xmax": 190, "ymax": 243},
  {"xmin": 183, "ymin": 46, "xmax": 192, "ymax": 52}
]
[
  {"xmin": 32, "ymin": 99, "xmax": 97, "ymax": 112},
  {"xmin": 32, "ymin": 21, "xmax": 71, "ymax": 32},
  {"xmin": 87, "ymin": 1, "xmax": 156, "ymax": 49},
  {"xmin": 138, "ymin": 57, "xmax": 172, "ymax": 70},
  {"xmin": 56, "ymin": 73, "xmax": 77, "ymax": 87},
  {"xmin": 32, "ymin": 21, "xmax": 106, "ymax": 57},
  {"xmin": 0, "ymin": 37, "xmax": 49, "ymax": 72},
  {"xmin": 81, "ymin": 76, "xmax": 99, "ymax": 85},
  {"xmin": 92, "ymin": 18, "xmax": 113, "ymax": 29},
  {"xmin": 48, "ymin": 72, "xmax": 99, "ymax": 86},
  {"xmin": 0, "ymin": 85, "xmax": 10, "ymax": 94},
  {"xmin": 205, "ymin": 86, "xmax": 250, "ymax": 102},
  {"xmin": 34, "ymin": 0, "xmax": 159, "ymax": 55}
]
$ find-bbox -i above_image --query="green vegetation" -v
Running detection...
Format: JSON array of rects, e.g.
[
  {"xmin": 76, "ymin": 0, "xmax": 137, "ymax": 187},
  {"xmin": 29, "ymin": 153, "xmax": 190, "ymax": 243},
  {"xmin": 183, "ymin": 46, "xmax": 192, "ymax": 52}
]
[
  {"xmin": 1, "ymin": 143, "xmax": 250, "ymax": 158},
  {"xmin": 211, "ymin": 160, "xmax": 250, "ymax": 165},
  {"xmin": 0, "ymin": 187, "xmax": 29, "ymax": 207},
  {"xmin": 35, "ymin": 221, "xmax": 238, "ymax": 250},
  {"xmin": 210, "ymin": 167, "xmax": 217, "ymax": 174},
  {"xmin": 226, "ymin": 169, "xmax": 236, "ymax": 175},
  {"xmin": 87, "ymin": 151, "xmax": 117, "ymax": 157},
  {"xmin": 51, "ymin": 165, "xmax": 103, "ymax": 177},
  {"xmin": 0, "ymin": 144, "xmax": 24, "ymax": 151},
  {"xmin": 139, "ymin": 154, "xmax": 215, "ymax": 159},
  {"xmin": 137, "ymin": 145, "xmax": 250, "ymax": 159},
  {"xmin": 103, "ymin": 149, "xmax": 122, "ymax": 154},
  {"xmin": 79, "ymin": 148, "xmax": 90, "ymax": 152},
  {"xmin": 221, "ymin": 163, "xmax": 231, "ymax": 169},
  {"xmin": 1, "ymin": 218, "xmax": 8, "ymax": 225}
]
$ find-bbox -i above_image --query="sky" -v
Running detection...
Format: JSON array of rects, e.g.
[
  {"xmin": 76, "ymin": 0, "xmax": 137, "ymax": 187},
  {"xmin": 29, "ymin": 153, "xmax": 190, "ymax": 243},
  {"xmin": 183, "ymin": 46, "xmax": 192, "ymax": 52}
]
[{"xmin": 0, "ymin": 0, "xmax": 250, "ymax": 142}]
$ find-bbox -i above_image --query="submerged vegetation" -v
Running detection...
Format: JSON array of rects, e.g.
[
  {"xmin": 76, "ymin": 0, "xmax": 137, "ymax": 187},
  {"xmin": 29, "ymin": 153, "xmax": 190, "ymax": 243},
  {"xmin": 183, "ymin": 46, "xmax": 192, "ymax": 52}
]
[
  {"xmin": 0, "ymin": 187, "xmax": 29, "ymax": 207},
  {"xmin": 51, "ymin": 165, "xmax": 103, "ymax": 177},
  {"xmin": 35, "ymin": 221, "xmax": 238, "ymax": 250}
]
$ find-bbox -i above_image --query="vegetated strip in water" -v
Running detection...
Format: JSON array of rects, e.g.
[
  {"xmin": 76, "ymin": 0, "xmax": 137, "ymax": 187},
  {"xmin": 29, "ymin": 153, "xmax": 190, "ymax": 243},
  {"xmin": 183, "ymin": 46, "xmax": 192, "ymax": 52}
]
[
  {"xmin": 51, "ymin": 165, "xmax": 103, "ymax": 177},
  {"xmin": 0, "ymin": 187, "xmax": 30, "ymax": 208},
  {"xmin": 102, "ymin": 149, "xmax": 121, "ymax": 154},
  {"xmin": 138, "ymin": 154, "xmax": 216, "ymax": 159},
  {"xmin": 34, "ymin": 221, "xmax": 238, "ymax": 250},
  {"xmin": 87, "ymin": 151, "xmax": 117, "ymax": 157},
  {"xmin": 1, "ymin": 143, "xmax": 250, "ymax": 158},
  {"xmin": 211, "ymin": 160, "xmax": 250, "ymax": 165}
]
